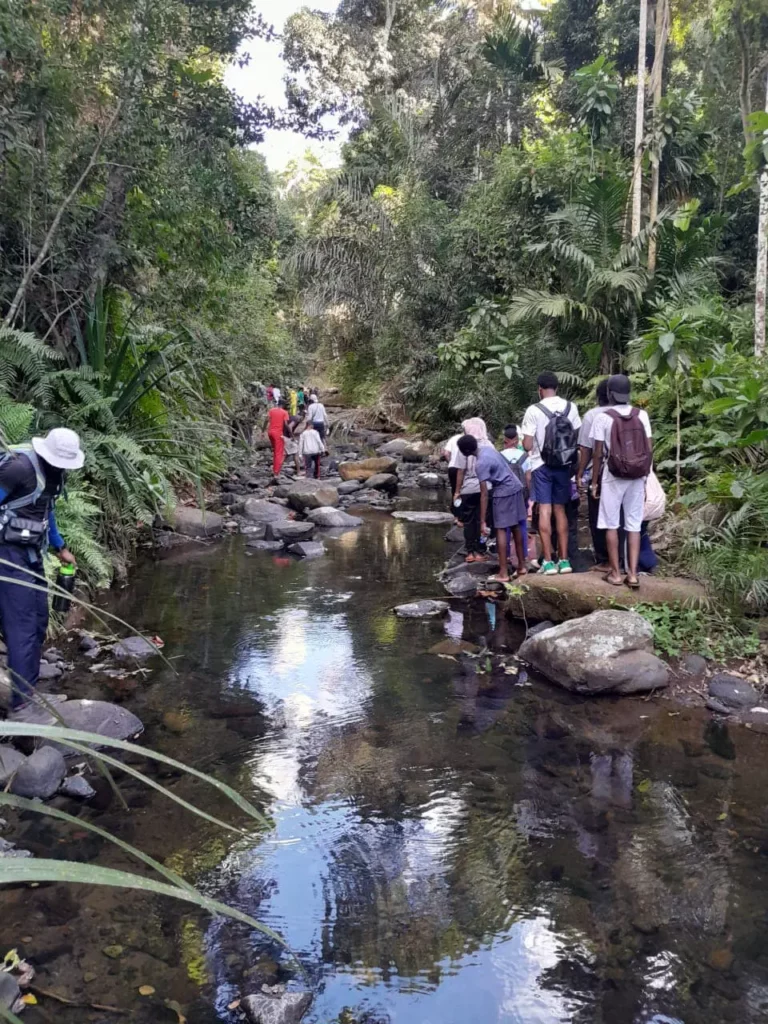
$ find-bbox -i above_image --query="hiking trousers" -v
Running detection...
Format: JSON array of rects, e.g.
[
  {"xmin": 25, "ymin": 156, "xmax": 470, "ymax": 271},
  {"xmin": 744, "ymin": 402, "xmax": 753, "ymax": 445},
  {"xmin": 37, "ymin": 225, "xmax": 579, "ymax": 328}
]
[
  {"xmin": 0, "ymin": 543, "xmax": 49, "ymax": 708},
  {"xmin": 268, "ymin": 432, "xmax": 285, "ymax": 475}
]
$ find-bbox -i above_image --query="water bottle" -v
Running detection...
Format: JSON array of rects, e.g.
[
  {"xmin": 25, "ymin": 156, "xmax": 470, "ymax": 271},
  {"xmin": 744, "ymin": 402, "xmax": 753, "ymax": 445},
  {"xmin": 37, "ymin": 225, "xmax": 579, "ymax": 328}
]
[{"xmin": 52, "ymin": 564, "xmax": 77, "ymax": 614}]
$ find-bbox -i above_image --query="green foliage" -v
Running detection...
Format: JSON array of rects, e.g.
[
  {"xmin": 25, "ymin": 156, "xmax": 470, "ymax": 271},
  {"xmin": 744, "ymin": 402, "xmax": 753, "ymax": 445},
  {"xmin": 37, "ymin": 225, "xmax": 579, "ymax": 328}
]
[{"xmin": 634, "ymin": 603, "xmax": 760, "ymax": 661}]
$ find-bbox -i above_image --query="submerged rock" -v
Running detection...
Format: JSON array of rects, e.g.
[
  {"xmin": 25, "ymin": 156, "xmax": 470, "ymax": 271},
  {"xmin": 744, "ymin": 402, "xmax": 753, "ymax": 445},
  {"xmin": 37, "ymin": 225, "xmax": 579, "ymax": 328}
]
[
  {"xmin": 444, "ymin": 525, "xmax": 464, "ymax": 543},
  {"xmin": 518, "ymin": 610, "xmax": 669, "ymax": 696},
  {"xmin": 113, "ymin": 636, "xmax": 158, "ymax": 661},
  {"xmin": 288, "ymin": 541, "xmax": 326, "ymax": 559},
  {"xmin": 339, "ymin": 457, "xmax": 397, "ymax": 481},
  {"xmin": 38, "ymin": 660, "xmax": 63, "ymax": 681},
  {"xmin": 286, "ymin": 480, "xmax": 339, "ymax": 511},
  {"xmin": 243, "ymin": 499, "xmax": 293, "ymax": 524},
  {"xmin": 35, "ymin": 700, "xmax": 145, "ymax": 748},
  {"xmin": 11, "ymin": 745, "xmax": 66, "ymax": 799},
  {"xmin": 393, "ymin": 511, "xmax": 456, "ymax": 525},
  {"xmin": 242, "ymin": 987, "xmax": 312, "ymax": 1024},
  {"xmin": 246, "ymin": 539, "xmax": 284, "ymax": 552},
  {"xmin": 0, "ymin": 972, "xmax": 21, "ymax": 1012},
  {"xmin": 172, "ymin": 506, "xmax": 224, "ymax": 538},
  {"xmin": 394, "ymin": 600, "xmax": 449, "ymax": 618},
  {"xmin": 305, "ymin": 508, "xmax": 364, "ymax": 528}
]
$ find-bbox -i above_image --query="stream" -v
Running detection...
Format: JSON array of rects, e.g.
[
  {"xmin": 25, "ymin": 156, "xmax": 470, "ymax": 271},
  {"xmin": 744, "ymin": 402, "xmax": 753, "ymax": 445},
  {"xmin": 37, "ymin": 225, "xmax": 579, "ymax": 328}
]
[{"xmin": 7, "ymin": 504, "xmax": 768, "ymax": 1024}]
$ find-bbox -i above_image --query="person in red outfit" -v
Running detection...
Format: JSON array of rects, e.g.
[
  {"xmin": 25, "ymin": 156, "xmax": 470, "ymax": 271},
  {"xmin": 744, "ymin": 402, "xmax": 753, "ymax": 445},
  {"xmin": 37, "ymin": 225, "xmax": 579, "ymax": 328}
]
[{"xmin": 265, "ymin": 401, "xmax": 290, "ymax": 476}]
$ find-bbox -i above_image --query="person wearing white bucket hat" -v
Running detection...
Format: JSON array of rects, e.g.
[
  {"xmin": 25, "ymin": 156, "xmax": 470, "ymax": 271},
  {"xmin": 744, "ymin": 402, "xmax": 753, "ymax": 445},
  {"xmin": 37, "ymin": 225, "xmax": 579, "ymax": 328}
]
[{"xmin": 0, "ymin": 427, "xmax": 84, "ymax": 713}]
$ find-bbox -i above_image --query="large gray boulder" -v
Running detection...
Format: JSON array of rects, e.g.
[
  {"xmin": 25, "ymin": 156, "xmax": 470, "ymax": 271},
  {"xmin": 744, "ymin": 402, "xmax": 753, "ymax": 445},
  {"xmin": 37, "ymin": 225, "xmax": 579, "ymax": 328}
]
[
  {"xmin": 242, "ymin": 986, "xmax": 312, "ymax": 1024},
  {"xmin": 11, "ymin": 746, "xmax": 66, "ymax": 798},
  {"xmin": 286, "ymin": 480, "xmax": 339, "ymax": 511},
  {"xmin": 518, "ymin": 610, "xmax": 669, "ymax": 696},
  {"xmin": 264, "ymin": 521, "xmax": 315, "ymax": 543},
  {"xmin": 305, "ymin": 507, "xmax": 363, "ymax": 528},
  {"xmin": 172, "ymin": 506, "xmax": 224, "ymax": 538},
  {"xmin": 43, "ymin": 700, "xmax": 145, "ymax": 748},
  {"xmin": 377, "ymin": 438, "xmax": 410, "ymax": 457},
  {"xmin": 363, "ymin": 473, "xmax": 398, "ymax": 493},
  {"xmin": 444, "ymin": 573, "xmax": 479, "ymax": 597},
  {"xmin": 393, "ymin": 511, "xmax": 456, "ymax": 525},
  {"xmin": 243, "ymin": 499, "xmax": 293, "ymax": 524},
  {"xmin": 339, "ymin": 457, "xmax": 397, "ymax": 481},
  {"xmin": 337, "ymin": 480, "xmax": 364, "ymax": 495},
  {"xmin": 395, "ymin": 600, "xmax": 449, "ymax": 618},
  {"xmin": 402, "ymin": 441, "xmax": 433, "ymax": 463},
  {"xmin": 113, "ymin": 636, "xmax": 158, "ymax": 661}
]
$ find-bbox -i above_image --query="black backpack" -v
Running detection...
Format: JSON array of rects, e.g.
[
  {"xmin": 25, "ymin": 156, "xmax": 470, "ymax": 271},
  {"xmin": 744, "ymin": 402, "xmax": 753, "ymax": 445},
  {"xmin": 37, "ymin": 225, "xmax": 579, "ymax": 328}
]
[
  {"xmin": 505, "ymin": 450, "xmax": 530, "ymax": 503},
  {"xmin": 537, "ymin": 402, "xmax": 578, "ymax": 470}
]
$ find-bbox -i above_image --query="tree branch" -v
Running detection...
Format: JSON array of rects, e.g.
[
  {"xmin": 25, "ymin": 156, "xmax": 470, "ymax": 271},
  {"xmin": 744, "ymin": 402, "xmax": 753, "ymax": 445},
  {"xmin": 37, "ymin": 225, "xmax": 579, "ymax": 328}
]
[{"xmin": 3, "ymin": 101, "xmax": 123, "ymax": 329}]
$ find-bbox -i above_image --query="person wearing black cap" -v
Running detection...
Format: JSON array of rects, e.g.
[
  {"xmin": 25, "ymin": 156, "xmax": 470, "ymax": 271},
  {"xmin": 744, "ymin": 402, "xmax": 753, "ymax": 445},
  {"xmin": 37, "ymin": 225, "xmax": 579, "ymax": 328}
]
[{"xmin": 590, "ymin": 374, "xmax": 653, "ymax": 589}]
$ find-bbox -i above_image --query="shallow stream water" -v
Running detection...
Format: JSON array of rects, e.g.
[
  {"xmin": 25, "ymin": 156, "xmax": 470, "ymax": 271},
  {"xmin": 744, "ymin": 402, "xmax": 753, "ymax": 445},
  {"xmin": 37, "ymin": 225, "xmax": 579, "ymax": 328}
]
[{"xmin": 8, "ymin": 506, "xmax": 768, "ymax": 1024}]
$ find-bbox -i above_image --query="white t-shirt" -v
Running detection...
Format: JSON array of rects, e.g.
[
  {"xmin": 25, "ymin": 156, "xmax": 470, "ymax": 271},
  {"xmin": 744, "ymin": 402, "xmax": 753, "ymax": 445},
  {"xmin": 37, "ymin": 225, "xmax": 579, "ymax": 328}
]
[
  {"xmin": 578, "ymin": 406, "xmax": 604, "ymax": 450},
  {"xmin": 444, "ymin": 434, "xmax": 462, "ymax": 465},
  {"xmin": 307, "ymin": 401, "xmax": 328, "ymax": 426},
  {"xmin": 590, "ymin": 405, "xmax": 652, "ymax": 481},
  {"xmin": 521, "ymin": 397, "xmax": 582, "ymax": 472},
  {"xmin": 299, "ymin": 429, "xmax": 325, "ymax": 457},
  {"xmin": 272, "ymin": 388, "xmax": 281, "ymax": 404}
]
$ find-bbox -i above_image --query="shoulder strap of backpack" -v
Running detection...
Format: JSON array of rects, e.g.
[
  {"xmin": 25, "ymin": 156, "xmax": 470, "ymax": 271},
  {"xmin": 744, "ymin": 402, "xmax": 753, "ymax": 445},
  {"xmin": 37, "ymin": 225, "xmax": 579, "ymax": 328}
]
[
  {"xmin": 536, "ymin": 402, "xmax": 555, "ymax": 420},
  {"xmin": 564, "ymin": 401, "xmax": 571, "ymax": 417},
  {"xmin": 0, "ymin": 445, "xmax": 47, "ymax": 512}
]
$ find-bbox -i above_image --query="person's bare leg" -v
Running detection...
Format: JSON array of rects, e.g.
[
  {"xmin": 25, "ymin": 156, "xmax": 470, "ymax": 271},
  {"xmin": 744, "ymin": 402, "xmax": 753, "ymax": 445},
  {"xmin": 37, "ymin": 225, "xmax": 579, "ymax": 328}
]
[
  {"xmin": 626, "ymin": 532, "xmax": 641, "ymax": 584},
  {"xmin": 553, "ymin": 504, "xmax": 569, "ymax": 562},
  {"xmin": 605, "ymin": 529, "xmax": 623, "ymax": 584},
  {"xmin": 538, "ymin": 503, "xmax": 554, "ymax": 561},
  {"xmin": 496, "ymin": 528, "xmax": 510, "ymax": 580},
  {"xmin": 512, "ymin": 526, "xmax": 527, "ymax": 576}
]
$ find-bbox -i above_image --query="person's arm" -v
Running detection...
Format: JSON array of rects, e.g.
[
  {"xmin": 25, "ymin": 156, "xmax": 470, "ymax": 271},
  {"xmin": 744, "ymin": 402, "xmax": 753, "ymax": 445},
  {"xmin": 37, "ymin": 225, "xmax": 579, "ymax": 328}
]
[
  {"xmin": 521, "ymin": 408, "xmax": 536, "ymax": 453},
  {"xmin": 591, "ymin": 440, "xmax": 604, "ymax": 499},
  {"xmin": 323, "ymin": 405, "xmax": 330, "ymax": 427},
  {"xmin": 454, "ymin": 468, "xmax": 465, "ymax": 501},
  {"xmin": 577, "ymin": 446, "xmax": 591, "ymax": 491},
  {"xmin": 49, "ymin": 507, "xmax": 76, "ymax": 564},
  {"xmin": 523, "ymin": 434, "xmax": 534, "ymax": 453},
  {"xmin": 479, "ymin": 481, "xmax": 490, "ymax": 534}
]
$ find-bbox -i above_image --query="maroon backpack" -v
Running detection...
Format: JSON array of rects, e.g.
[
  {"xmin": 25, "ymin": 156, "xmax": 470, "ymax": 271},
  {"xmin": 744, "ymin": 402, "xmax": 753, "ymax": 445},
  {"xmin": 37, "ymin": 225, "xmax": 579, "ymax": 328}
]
[{"xmin": 605, "ymin": 408, "xmax": 652, "ymax": 479}]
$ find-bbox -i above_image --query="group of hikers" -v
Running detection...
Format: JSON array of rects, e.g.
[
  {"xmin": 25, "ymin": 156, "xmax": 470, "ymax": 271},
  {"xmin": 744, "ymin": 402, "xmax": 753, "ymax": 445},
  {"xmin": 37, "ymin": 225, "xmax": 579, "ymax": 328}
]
[
  {"xmin": 444, "ymin": 371, "xmax": 663, "ymax": 588},
  {"xmin": 0, "ymin": 370, "xmax": 662, "ymax": 718},
  {"xmin": 264, "ymin": 386, "xmax": 331, "ymax": 478}
]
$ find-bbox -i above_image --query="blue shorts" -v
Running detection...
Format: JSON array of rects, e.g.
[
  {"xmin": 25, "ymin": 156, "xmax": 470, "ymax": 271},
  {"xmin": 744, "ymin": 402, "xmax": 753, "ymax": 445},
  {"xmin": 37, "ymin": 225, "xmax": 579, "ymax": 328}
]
[{"xmin": 532, "ymin": 465, "xmax": 572, "ymax": 506}]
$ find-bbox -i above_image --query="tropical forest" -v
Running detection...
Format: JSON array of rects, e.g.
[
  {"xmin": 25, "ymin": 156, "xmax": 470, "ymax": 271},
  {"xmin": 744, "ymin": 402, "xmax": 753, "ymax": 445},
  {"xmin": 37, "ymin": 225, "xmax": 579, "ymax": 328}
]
[{"xmin": 1, "ymin": 1, "xmax": 768, "ymax": 1023}]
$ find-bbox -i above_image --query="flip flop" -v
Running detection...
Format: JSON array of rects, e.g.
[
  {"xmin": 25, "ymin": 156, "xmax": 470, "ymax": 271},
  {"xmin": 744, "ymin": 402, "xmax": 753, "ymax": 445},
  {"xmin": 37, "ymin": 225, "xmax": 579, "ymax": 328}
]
[
  {"xmin": 625, "ymin": 576, "xmax": 641, "ymax": 589},
  {"xmin": 487, "ymin": 574, "xmax": 512, "ymax": 584},
  {"xmin": 603, "ymin": 573, "xmax": 625, "ymax": 587}
]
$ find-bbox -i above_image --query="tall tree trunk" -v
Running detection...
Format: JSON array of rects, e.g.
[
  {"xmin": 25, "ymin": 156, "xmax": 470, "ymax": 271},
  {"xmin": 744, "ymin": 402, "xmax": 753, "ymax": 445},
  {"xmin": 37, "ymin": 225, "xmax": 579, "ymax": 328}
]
[
  {"xmin": 647, "ymin": 0, "xmax": 669, "ymax": 273},
  {"xmin": 755, "ymin": 69, "xmax": 768, "ymax": 358},
  {"xmin": 735, "ymin": 13, "xmax": 754, "ymax": 146},
  {"xmin": 631, "ymin": 0, "xmax": 649, "ymax": 239}
]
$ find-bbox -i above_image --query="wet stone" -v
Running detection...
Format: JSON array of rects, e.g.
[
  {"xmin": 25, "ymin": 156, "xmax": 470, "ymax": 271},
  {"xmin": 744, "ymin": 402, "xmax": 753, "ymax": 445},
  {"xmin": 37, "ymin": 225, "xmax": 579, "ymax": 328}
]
[
  {"xmin": 305, "ymin": 508, "xmax": 363, "ymax": 528},
  {"xmin": 681, "ymin": 653, "xmax": 708, "ymax": 675},
  {"xmin": 363, "ymin": 473, "xmax": 398, "ymax": 493},
  {"xmin": 527, "ymin": 621, "xmax": 556, "ymax": 638},
  {"xmin": 241, "ymin": 986, "xmax": 312, "ymax": 1024},
  {"xmin": 11, "ymin": 745, "xmax": 66, "ymax": 799},
  {"xmin": 708, "ymin": 674, "xmax": 759, "ymax": 710},
  {"xmin": 288, "ymin": 541, "xmax": 326, "ymax": 559},
  {"xmin": 0, "ymin": 746, "xmax": 26, "ymax": 785},
  {"xmin": 113, "ymin": 636, "xmax": 158, "ymax": 660},
  {"xmin": 444, "ymin": 573, "xmax": 479, "ymax": 597},
  {"xmin": 393, "ymin": 511, "xmax": 456, "ymax": 525},
  {"xmin": 394, "ymin": 600, "xmax": 449, "ymax": 619},
  {"xmin": 38, "ymin": 660, "xmax": 63, "ymax": 681},
  {"xmin": 337, "ymin": 480, "xmax": 364, "ymax": 495},
  {"xmin": 59, "ymin": 775, "xmax": 97, "ymax": 800},
  {"xmin": 247, "ymin": 540, "xmax": 284, "ymax": 552}
]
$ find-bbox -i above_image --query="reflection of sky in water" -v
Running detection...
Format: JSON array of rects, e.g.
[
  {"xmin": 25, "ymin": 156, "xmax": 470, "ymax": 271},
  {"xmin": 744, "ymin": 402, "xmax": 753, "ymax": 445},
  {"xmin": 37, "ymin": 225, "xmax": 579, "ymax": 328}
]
[{"xmin": 210, "ymin": 596, "xmax": 590, "ymax": 1023}]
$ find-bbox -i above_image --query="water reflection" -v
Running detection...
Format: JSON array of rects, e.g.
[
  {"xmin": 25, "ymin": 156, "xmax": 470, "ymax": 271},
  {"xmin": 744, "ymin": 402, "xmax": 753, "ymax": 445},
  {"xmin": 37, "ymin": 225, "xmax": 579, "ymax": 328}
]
[{"xmin": 101, "ymin": 517, "xmax": 768, "ymax": 1024}]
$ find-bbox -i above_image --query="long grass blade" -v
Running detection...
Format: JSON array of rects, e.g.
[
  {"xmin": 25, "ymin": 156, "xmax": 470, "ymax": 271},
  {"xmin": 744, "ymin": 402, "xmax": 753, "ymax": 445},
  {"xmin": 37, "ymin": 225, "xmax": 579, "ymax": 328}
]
[
  {"xmin": 0, "ymin": 1004, "xmax": 24, "ymax": 1024},
  {"xmin": 0, "ymin": 859, "xmax": 286, "ymax": 945},
  {"xmin": 0, "ymin": 793, "xmax": 194, "ymax": 892},
  {"xmin": 0, "ymin": 561, "xmax": 177, "ymax": 674},
  {"xmin": 0, "ymin": 723, "xmax": 270, "ymax": 828}
]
